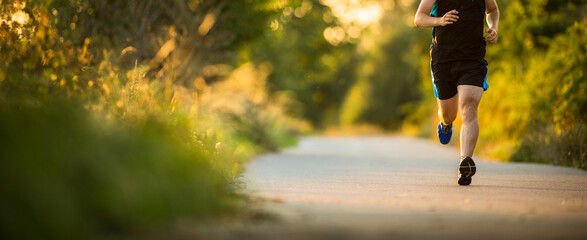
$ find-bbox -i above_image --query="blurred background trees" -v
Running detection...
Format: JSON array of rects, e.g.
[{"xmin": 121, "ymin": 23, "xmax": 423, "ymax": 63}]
[
  {"xmin": 476, "ymin": 0, "xmax": 586, "ymax": 168},
  {"xmin": 0, "ymin": 0, "xmax": 585, "ymax": 238}
]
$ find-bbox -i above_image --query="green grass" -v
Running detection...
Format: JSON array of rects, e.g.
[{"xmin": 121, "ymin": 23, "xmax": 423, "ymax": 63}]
[{"xmin": 0, "ymin": 97, "xmax": 237, "ymax": 239}]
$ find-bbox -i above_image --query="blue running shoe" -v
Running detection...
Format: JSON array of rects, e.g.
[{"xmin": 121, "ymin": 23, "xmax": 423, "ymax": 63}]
[
  {"xmin": 437, "ymin": 122, "xmax": 452, "ymax": 144},
  {"xmin": 458, "ymin": 157, "xmax": 477, "ymax": 186}
]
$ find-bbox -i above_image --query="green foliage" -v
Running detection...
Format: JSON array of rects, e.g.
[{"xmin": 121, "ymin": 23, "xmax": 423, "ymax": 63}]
[
  {"xmin": 0, "ymin": 97, "xmax": 232, "ymax": 239},
  {"xmin": 0, "ymin": 0, "xmax": 302, "ymax": 238},
  {"xmin": 339, "ymin": 1, "xmax": 432, "ymax": 130},
  {"xmin": 478, "ymin": 0, "xmax": 586, "ymax": 167},
  {"xmin": 251, "ymin": 0, "xmax": 429, "ymax": 130},
  {"xmin": 512, "ymin": 121, "xmax": 586, "ymax": 169},
  {"xmin": 249, "ymin": 0, "xmax": 359, "ymax": 127},
  {"xmin": 507, "ymin": 22, "xmax": 587, "ymax": 169},
  {"xmin": 356, "ymin": 22, "xmax": 426, "ymax": 129},
  {"xmin": 0, "ymin": 0, "xmax": 91, "ymax": 94}
]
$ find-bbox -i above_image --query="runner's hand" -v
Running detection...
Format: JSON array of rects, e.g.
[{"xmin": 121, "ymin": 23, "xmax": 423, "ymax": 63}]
[
  {"xmin": 485, "ymin": 28, "xmax": 498, "ymax": 44},
  {"xmin": 439, "ymin": 10, "xmax": 459, "ymax": 26}
]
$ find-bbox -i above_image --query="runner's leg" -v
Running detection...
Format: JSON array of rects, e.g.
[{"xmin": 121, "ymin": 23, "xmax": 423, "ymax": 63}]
[
  {"xmin": 457, "ymin": 85, "xmax": 483, "ymax": 158},
  {"xmin": 437, "ymin": 94, "xmax": 458, "ymax": 125}
]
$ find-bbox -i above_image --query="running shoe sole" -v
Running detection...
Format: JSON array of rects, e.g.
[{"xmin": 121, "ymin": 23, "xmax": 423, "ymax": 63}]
[{"xmin": 458, "ymin": 157, "xmax": 476, "ymax": 186}]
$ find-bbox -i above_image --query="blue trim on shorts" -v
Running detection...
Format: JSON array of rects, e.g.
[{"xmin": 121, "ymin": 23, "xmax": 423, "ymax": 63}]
[
  {"xmin": 483, "ymin": 66, "xmax": 488, "ymax": 91},
  {"xmin": 431, "ymin": 61, "xmax": 439, "ymax": 98},
  {"xmin": 431, "ymin": 63, "xmax": 488, "ymax": 98}
]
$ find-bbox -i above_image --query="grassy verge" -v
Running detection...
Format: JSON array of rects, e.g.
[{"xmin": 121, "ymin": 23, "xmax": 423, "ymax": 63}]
[
  {"xmin": 0, "ymin": 1, "xmax": 311, "ymax": 238},
  {"xmin": 0, "ymin": 97, "xmax": 231, "ymax": 239},
  {"xmin": 0, "ymin": 63, "xmax": 304, "ymax": 239}
]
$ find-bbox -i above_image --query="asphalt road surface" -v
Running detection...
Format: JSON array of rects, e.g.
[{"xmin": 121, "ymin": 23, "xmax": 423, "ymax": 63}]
[{"xmin": 199, "ymin": 136, "xmax": 587, "ymax": 240}]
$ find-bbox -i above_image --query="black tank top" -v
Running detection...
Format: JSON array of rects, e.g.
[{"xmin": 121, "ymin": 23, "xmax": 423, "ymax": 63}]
[{"xmin": 430, "ymin": 0, "xmax": 486, "ymax": 62}]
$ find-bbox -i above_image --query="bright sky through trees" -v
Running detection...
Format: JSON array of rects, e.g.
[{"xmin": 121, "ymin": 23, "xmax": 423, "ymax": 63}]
[{"xmin": 321, "ymin": 0, "xmax": 383, "ymax": 26}]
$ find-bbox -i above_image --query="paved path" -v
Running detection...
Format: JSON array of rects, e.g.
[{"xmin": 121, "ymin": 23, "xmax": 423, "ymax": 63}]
[{"xmin": 202, "ymin": 136, "xmax": 587, "ymax": 239}]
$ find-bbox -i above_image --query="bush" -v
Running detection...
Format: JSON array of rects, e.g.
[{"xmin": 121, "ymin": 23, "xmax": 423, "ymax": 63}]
[
  {"xmin": 512, "ymin": 121, "xmax": 586, "ymax": 169},
  {"xmin": 0, "ymin": 97, "xmax": 232, "ymax": 239},
  {"xmin": 0, "ymin": 0, "xmax": 303, "ymax": 238}
]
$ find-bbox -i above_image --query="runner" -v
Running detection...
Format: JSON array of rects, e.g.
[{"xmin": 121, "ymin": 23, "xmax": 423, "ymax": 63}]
[{"xmin": 414, "ymin": 0, "xmax": 500, "ymax": 185}]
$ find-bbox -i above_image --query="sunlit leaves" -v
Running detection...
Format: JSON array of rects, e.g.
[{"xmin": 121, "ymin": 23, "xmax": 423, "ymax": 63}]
[
  {"xmin": 0, "ymin": 1, "xmax": 303, "ymax": 238},
  {"xmin": 476, "ymin": 0, "xmax": 587, "ymax": 166}
]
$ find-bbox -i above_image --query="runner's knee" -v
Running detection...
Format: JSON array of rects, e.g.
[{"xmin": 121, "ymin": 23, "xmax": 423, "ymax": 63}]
[
  {"xmin": 460, "ymin": 99, "xmax": 479, "ymax": 122},
  {"xmin": 439, "ymin": 108, "xmax": 457, "ymax": 123}
]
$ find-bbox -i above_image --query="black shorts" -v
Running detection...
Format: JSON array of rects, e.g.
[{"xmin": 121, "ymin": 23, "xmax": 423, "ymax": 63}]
[{"xmin": 430, "ymin": 60, "xmax": 488, "ymax": 100}]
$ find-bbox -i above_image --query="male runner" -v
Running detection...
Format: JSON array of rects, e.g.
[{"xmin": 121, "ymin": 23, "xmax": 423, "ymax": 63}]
[{"xmin": 414, "ymin": 0, "xmax": 499, "ymax": 185}]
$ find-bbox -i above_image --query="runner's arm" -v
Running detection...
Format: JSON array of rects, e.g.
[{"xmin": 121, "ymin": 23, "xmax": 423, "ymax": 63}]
[
  {"xmin": 484, "ymin": 0, "xmax": 500, "ymax": 44},
  {"xmin": 414, "ymin": 0, "xmax": 459, "ymax": 28}
]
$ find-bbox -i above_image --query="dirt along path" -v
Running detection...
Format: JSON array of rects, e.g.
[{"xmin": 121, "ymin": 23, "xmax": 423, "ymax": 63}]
[{"xmin": 197, "ymin": 136, "xmax": 587, "ymax": 240}]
